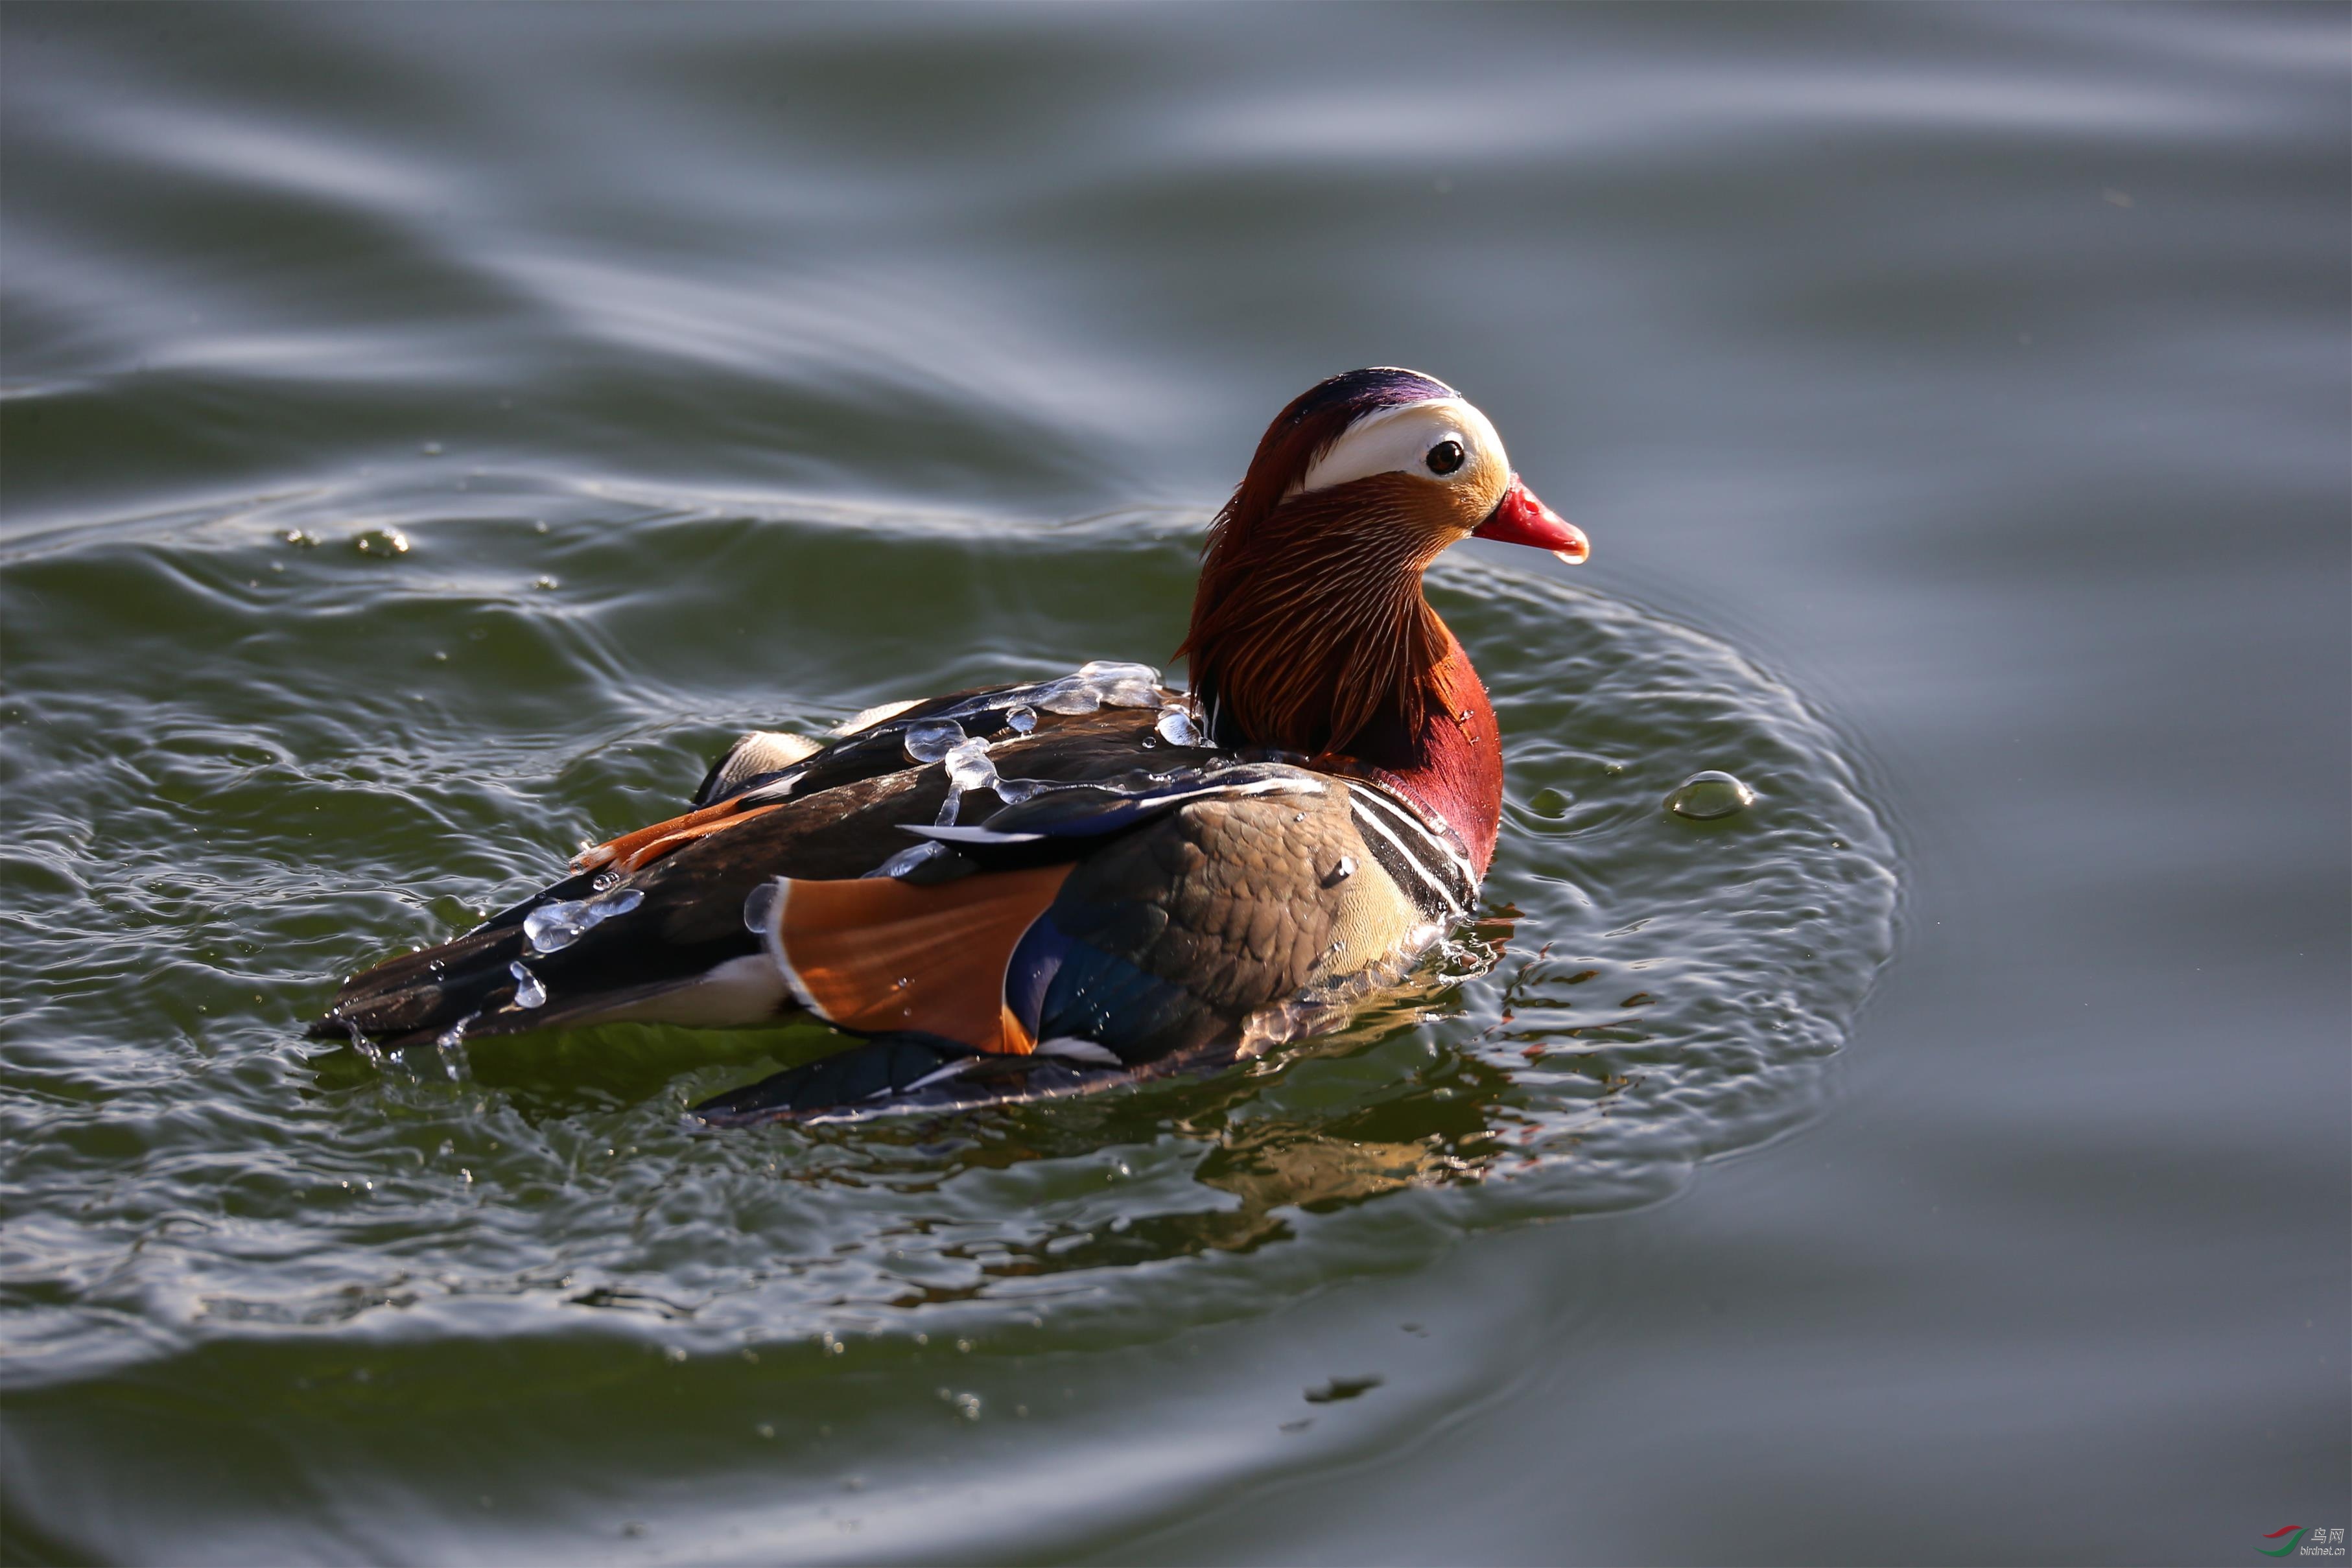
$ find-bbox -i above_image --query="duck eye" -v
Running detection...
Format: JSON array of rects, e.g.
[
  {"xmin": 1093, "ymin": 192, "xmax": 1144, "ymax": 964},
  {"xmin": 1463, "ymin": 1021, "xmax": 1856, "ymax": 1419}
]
[{"xmin": 1425, "ymin": 439, "xmax": 1466, "ymax": 476}]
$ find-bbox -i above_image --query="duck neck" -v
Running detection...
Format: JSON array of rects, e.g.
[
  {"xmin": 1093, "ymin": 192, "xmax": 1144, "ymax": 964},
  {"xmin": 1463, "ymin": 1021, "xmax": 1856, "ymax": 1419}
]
[
  {"xmin": 1335, "ymin": 622, "xmax": 1503, "ymax": 878},
  {"xmin": 1179, "ymin": 487, "xmax": 1504, "ymax": 876}
]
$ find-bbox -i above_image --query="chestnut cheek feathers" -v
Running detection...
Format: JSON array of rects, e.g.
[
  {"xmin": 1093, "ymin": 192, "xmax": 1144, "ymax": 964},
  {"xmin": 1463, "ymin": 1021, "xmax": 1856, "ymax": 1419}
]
[{"xmin": 1472, "ymin": 474, "xmax": 1588, "ymax": 564}]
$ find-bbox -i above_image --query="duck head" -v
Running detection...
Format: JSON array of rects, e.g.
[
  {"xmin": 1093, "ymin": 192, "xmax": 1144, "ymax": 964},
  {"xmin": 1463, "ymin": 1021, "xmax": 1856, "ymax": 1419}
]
[{"xmin": 1181, "ymin": 368, "xmax": 1585, "ymax": 767}]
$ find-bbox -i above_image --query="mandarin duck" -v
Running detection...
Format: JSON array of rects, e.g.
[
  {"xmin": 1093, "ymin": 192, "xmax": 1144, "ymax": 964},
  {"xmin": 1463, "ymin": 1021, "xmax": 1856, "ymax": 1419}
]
[{"xmin": 314, "ymin": 368, "xmax": 1588, "ymax": 1121}]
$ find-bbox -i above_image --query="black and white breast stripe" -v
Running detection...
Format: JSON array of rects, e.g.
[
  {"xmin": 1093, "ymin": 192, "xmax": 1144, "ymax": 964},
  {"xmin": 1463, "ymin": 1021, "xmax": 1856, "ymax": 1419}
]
[{"xmin": 1346, "ymin": 783, "xmax": 1479, "ymax": 920}]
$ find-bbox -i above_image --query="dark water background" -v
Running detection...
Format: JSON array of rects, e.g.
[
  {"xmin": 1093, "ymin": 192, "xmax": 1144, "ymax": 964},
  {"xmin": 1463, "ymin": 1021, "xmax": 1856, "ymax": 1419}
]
[{"xmin": 2, "ymin": 5, "xmax": 2345, "ymax": 1563}]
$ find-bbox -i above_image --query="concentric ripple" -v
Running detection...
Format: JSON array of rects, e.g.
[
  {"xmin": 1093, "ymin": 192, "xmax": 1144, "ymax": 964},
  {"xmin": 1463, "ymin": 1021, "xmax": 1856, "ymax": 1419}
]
[{"xmin": 0, "ymin": 484, "xmax": 1896, "ymax": 1387}]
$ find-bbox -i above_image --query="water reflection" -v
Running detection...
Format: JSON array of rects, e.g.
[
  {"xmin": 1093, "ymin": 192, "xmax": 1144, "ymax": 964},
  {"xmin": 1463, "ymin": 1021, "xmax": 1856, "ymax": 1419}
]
[{"xmin": 888, "ymin": 935, "xmax": 1544, "ymax": 1283}]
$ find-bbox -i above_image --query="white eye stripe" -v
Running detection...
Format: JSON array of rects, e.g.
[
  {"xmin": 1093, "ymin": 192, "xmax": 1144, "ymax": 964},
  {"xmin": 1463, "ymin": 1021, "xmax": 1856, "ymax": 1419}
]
[{"xmin": 1289, "ymin": 397, "xmax": 1511, "ymax": 499}]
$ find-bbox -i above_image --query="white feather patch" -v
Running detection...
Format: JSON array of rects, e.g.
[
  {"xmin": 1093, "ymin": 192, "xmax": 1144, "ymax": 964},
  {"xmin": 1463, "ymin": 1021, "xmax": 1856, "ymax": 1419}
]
[
  {"xmin": 747, "ymin": 877, "xmax": 824, "ymax": 1016},
  {"xmin": 706, "ymin": 730, "xmax": 822, "ymax": 802},
  {"xmin": 588, "ymin": 955, "xmax": 792, "ymax": 1027},
  {"xmin": 834, "ymin": 699, "xmax": 923, "ymax": 736},
  {"xmin": 1291, "ymin": 397, "xmax": 1510, "ymax": 499},
  {"xmin": 1035, "ymin": 1036, "xmax": 1123, "ymax": 1066}
]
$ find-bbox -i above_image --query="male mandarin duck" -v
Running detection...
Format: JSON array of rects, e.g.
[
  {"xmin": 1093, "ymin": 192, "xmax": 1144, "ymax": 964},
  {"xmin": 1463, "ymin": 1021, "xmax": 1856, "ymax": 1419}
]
[{"xmin": 314, "ymin": 368, "xmax": 1588, "ymax": 1121}]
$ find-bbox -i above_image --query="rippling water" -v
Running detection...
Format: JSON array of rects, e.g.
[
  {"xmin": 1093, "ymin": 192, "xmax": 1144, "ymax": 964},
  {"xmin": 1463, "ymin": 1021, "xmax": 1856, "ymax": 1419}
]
[
  {"xmin": 5, "ymin": 498, "xmax": 1895, "ymax": 1348},
  {"xmin": 3, "ymin": 6, "xmax": 2344, "ymax": 1564}
]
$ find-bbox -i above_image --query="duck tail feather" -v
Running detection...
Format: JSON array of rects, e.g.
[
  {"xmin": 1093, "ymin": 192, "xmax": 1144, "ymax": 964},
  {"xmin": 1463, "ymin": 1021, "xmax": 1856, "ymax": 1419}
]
[{"xmin": 309, "ymin": 924, "xmax": 528, "ymax": 1046}]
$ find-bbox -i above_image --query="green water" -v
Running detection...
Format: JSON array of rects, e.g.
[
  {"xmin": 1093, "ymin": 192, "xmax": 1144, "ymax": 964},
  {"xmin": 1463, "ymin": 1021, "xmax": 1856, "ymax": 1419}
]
[{"xmin": 3, "ymin": 5, "xmax": 2345, "ymax": 1563}]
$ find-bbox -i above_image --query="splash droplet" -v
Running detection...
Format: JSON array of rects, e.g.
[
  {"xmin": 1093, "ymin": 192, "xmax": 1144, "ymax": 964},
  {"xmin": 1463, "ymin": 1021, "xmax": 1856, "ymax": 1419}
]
[
  {"xmin": 1666, "ymin": 770, "xmax": 1754, "ymax": 820},
  {"xmin": 434, "ymin": 1014, "xmax": 476, "ymax": 1080},
  {"xmin": 352, "ymin": 528, "xmax": 410, "ymax": 557}
]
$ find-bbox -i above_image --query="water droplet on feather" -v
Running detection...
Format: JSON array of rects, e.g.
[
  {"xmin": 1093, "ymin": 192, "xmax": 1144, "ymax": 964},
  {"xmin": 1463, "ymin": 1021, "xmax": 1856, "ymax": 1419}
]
[
  {"xmin": 1077, "ymin": 660, "xmax": 1160, "ymax": 686},
  {"xmin": 902, "ymin": 721, "xmax": 965, "ymax": 763},
  {"xmin": 523, "ymin": 886, "xmax": 644, "ymax": 954},
  {"xmin": 943, "ymin": 737, "xmax": 995, "ymax": 791},
  {"xmin": 508, "ymin": 962, "xmax": 547, "ymax": 1009},
  {"xmin": 867, "ymin": 843, "xmax": 945, "ymax": 880},
  {"xmin": 523, "ymin": 902, "xmax": 585, "ymax": 952},
  {"xmin": 1155, "ymin": 707, "xmax": 1205, "ymax": 747},
  {"xmin": 1031, "ymin": 679, "xmax": 1101, "ymax": 715},
  {"xmin": 934, "ymin": 736, "xmax": 998, "ymax": 825},
  {"xmin": 1098, "ymin": 681, "xmax": 1162, "ymax": 709}
]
